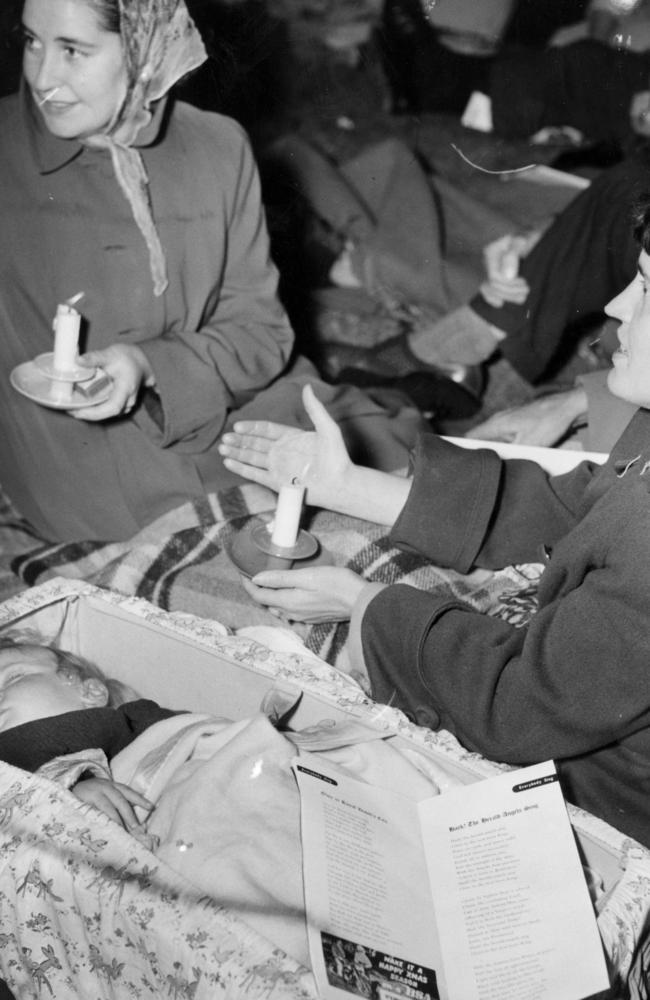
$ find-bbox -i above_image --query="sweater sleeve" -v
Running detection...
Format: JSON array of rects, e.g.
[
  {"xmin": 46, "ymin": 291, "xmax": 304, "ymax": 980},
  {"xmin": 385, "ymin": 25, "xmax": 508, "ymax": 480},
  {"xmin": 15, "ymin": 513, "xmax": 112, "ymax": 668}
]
[
  {"xmin": 390, "ymin": 433, "xmax": 598, "ymax": 572},
  {"xmin": 362, "ymin": 466, "xmax": 650, "ymax": 766},
  {"xmin": 135, "ymin": 121, "xmax": 294, "ymax": 452}
]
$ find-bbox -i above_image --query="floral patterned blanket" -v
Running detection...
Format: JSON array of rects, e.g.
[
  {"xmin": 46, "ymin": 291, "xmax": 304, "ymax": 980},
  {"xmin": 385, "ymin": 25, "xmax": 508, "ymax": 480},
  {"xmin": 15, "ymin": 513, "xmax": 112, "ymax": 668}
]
[{"xmin": 0, "ymin": 759, "xmax": 315, "ymax": 999}]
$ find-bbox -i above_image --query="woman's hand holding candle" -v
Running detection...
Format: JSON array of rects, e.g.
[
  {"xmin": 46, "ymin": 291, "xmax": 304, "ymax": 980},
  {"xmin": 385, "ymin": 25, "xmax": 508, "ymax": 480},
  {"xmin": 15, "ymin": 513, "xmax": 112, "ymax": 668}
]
[
  {"xmin": 242, "ymin": 566, "xmax": 369, "ymax": 623},
  {"xmin": 70, "ymin": 343, "xmax": 155, "ymax": 421}
]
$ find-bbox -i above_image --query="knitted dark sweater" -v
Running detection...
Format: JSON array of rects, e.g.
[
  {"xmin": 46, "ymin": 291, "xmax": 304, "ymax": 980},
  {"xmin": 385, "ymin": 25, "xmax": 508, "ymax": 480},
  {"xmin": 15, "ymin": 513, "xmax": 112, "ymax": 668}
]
[{"xmin": 0, "ymin": 699, "xmax": 181, "ymax": 772}]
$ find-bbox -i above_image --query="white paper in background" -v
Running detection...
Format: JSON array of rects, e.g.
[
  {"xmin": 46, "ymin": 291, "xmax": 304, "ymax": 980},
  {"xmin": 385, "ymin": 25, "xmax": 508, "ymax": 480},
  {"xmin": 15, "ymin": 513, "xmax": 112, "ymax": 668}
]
[{"xmin": 294, "ymin": 758, "xmax": 609, "ymax": 1000}]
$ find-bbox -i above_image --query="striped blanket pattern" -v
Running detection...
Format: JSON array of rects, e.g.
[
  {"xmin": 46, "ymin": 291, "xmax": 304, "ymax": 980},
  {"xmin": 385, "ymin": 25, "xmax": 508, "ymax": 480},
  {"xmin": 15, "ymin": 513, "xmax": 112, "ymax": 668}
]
[{"xmin": 0, "ymin": 482, "xmax": 542, "ymax": 666}]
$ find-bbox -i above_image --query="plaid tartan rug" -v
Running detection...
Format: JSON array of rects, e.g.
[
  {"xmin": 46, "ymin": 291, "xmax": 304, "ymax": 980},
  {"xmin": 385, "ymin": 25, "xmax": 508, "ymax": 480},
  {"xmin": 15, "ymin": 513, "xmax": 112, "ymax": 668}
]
[{"xmin": 0, "ymin": 482, "xmax": 543, "ymax": 668}]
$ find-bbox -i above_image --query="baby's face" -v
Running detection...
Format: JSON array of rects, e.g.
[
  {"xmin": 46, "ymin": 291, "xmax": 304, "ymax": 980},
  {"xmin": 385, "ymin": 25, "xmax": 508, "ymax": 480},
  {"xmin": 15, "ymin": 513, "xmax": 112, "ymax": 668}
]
[{"xmin": 0, "ymin": 647, "xmax": 89, "ymax": 731}]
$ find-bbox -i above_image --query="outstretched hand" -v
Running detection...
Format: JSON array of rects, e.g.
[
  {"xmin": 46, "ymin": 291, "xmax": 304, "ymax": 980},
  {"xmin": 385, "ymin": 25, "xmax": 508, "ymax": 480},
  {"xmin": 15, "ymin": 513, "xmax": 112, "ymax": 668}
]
[
  {"xmin": 479, "ymin": 233, "xmax": 539, "ymax": 309},
  {"xmin": 218, "ymin": 384, "xmax": 352, "ymax": 508}
]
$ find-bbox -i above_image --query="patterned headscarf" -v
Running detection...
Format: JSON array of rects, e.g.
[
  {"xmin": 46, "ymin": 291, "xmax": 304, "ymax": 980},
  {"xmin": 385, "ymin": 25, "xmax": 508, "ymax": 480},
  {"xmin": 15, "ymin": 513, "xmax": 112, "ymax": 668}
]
[{"xmin": 85, "ymin": 0, "xmax": 207, "ymax": 295}]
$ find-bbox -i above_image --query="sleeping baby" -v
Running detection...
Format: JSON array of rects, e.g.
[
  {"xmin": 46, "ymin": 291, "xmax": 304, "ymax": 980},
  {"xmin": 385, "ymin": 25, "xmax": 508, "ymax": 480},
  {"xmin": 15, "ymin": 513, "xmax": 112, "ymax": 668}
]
[{"xmin": 0, "ymin": 630, "xmax": 440, "ymax": 967}]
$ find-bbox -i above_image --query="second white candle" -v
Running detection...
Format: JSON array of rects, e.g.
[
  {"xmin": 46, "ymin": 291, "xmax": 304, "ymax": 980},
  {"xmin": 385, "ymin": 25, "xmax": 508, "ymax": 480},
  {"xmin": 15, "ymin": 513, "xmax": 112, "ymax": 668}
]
[{"xmin": 271, "ymin": 483, "xmax": 305, "ymax": 548}]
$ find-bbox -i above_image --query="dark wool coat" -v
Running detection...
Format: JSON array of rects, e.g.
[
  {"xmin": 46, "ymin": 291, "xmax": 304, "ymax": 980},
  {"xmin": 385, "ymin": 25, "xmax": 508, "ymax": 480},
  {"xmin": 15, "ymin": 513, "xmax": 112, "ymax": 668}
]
[{"xmin": 361, "ymin": 410, "xmax": 650, "ymax": 846}]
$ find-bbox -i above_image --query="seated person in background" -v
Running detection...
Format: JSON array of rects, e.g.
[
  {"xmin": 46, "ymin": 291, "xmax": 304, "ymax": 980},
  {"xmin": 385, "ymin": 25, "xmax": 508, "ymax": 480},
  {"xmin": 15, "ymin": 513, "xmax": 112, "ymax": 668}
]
[
  {"xmin": 218, "ymin": 196, "xmax": 650, "ymax": 849},
  {"xmin": 551, "ymin": 0, "xmax": 650, "ymax": 51},
  {"xmin": 0, "ymin": 0, "xmax": 424, "ymax": 547},
  {"xmin": 488, "ymin": 0, "xmax": 650, "ymax": 147},
  {"xmin": 468, "ymin": 366, "xmax": 638, "ymax": 451},
  {"xmin": 339, "ymin": 152, "xmax": 649, "ymax": 393}
]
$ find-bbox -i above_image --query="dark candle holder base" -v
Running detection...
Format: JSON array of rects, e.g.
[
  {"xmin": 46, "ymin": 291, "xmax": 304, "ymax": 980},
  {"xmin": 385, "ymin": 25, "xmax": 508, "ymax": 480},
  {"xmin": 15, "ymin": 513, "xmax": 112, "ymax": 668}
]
[{"xmin": 226, "ymin": 513, "xmax": 331, "ymax": 577}]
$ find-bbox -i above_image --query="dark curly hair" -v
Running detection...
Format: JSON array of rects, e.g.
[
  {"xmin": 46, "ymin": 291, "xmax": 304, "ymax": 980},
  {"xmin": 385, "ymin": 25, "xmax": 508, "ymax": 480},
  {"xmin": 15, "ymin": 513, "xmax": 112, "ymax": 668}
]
[{"xmin": 631, "ymin": 195, "xmax": 650, "ymax": 256}]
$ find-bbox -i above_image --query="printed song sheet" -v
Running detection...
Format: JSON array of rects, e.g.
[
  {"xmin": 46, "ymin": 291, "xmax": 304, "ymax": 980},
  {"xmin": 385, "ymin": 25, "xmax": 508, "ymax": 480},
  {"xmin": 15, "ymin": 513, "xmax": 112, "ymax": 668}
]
[{"xmin": 294, "ymin": 759, "xmax": 609, "ymax": 1000}]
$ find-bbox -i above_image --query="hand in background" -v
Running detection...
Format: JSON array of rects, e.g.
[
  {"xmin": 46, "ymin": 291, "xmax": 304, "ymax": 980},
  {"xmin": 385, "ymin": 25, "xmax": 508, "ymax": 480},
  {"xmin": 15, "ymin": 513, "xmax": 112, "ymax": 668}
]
[
  {"xmin": 70, "ymin": 343, "xmax": 155, "ymax": 422},
  {"xmin": 219, "ymin": 384, "xmax": 352, "ymax": 509},
  {"xmin": 467, "ymin": 388, "xmax": 588, "ymax": 447},
  {"xmin": 631, "ymin": 90, "xmax": 650, "ymax": 137},
  {"xmin": 242, "ymin": 566, "xmax": 368, "ymax": 624},
  {"xmin": 479, "ymin": 232, "xmax": 540, "ymax": 308}
]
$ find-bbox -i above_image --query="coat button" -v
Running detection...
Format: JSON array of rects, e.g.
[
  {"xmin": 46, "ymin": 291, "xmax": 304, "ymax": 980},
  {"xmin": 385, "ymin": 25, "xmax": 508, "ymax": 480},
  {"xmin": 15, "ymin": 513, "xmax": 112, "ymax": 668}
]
[{"xmin": 414, "ymin": 705, "xmax": 440, "ymax": 729}]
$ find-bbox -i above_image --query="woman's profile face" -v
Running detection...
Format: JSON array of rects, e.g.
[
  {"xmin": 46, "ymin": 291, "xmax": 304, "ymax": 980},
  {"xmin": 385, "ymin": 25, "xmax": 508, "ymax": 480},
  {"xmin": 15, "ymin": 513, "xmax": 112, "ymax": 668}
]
[
  {"xmin": 22, "ymin": 0, "xmax": 128, "ymax": 141},
  {"xmin": 606, "ymin": 250, "xmax": 650, "ymax": 408}
]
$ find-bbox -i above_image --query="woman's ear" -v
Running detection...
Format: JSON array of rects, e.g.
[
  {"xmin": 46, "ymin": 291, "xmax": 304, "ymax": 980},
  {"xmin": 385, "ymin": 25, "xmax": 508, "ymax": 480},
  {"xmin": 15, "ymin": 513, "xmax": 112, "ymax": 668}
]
[{"xmin": 81, "ymin": 677, "xmax": 110, "ymax": 708}]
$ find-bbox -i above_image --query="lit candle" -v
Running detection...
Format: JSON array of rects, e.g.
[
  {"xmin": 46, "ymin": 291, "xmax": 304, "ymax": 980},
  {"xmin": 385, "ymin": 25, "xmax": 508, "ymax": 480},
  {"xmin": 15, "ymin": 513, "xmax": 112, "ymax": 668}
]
[
  {"xmin": 52, "ymin": 303, "xmax": 81, "ymax": 373},
  {"xmin": 271, "ymin": 484, "xmax": 305, "ymax": 548}
]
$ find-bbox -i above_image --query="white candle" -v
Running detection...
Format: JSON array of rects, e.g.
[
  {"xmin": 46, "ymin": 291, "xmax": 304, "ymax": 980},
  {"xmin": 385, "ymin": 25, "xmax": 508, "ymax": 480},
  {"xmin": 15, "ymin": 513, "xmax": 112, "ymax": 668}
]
[
  {"xmin": 271, "ymin": 484, "xmax": 305, "ymax": 548},
  {"xmin": 52, "ymin": 303, "xmax": 81, "ymax": 372}
]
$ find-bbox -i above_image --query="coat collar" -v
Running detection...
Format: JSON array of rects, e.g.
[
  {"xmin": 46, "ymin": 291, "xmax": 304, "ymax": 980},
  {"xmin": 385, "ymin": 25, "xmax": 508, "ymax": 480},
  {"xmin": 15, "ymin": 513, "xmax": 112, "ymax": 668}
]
[{"xmin": 22, "ymin": 79, "xmax": 169, "ymax": 176}]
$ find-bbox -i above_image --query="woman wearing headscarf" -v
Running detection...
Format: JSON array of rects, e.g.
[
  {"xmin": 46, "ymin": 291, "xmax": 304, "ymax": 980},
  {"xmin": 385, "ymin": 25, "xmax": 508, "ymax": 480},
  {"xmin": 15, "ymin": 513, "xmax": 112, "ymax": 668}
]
[{"xmin": 0, "ymin": 0, "xmax": 424, "ymax": 543}]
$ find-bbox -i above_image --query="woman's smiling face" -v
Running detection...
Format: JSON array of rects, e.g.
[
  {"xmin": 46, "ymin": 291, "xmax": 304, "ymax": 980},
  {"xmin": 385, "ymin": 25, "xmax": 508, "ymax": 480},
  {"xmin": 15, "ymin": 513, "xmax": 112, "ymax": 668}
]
[
  {"xmin": 606, "ymin": 250, "xmax": 650, "ymax": 409},
  {"xmin": 22, "ymin": 0, "xmax": 127, "ymax": 141}
]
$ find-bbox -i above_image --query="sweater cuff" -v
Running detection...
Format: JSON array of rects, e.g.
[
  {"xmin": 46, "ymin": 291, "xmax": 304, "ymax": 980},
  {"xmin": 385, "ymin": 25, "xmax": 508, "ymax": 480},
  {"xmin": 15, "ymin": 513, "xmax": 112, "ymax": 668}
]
[
  {"xmin": 347, "ymin": 582, "xmax": 389, "ymax": 686},
  {"xmin": 361, "ymin": 584, "xmax": 465, "ymax": 729},
  {"xmin": 390, "ymin": 434, "xmax": 502, "ymax": 572},
  {"xmin": 138, "ymin": 338, "xmax": 230, "ymax": 449}
]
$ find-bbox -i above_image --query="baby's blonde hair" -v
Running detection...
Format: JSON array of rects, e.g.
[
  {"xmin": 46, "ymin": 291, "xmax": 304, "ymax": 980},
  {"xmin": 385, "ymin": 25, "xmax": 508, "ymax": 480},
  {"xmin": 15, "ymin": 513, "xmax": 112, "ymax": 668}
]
[{"xmin": 0, "ymin": 629, "xmax": 140, "ymax": 708}]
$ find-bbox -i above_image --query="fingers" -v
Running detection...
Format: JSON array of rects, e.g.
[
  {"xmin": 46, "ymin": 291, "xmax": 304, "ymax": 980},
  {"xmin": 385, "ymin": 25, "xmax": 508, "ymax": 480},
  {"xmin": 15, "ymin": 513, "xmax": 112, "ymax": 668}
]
[
  {"xmin": 479, "ymin": 279, "xmax": 529, "ymax": 309},
  {"xmin": 69, "ymin": 384, "xmax": 138, "ymax": 421},
  {"xmin": 228, "ymin": 419, "xmax": 293, "ymax": 441},
  {"xmin": 75, "ymin": 778, "xmax": 153, "ymax": 830},
  {"xmin": 241, "ymin": 571, "xmax": 312, "ymax": 617},
  {"xmin": 69, "ymin": 343, "xmax": 149, "ymax": 421},
  {"xmin": 250, "ymin": 569, "xmax": 305, "ymax": 589},
  {"xmin": 76, "ymin": 349, "xmax": 107, "ymax": 369},
  {"xmin": 218, "ymin": 434, "xmax": 273, "ymax": 466},
  {"xmin": 221, "ymin": 457, "xmax": 274, "ymax": 488},
  {"xmin": 115, "ymin": 783, "xmax": 154, "ymax": 811},
  {"xmin": 468, "ymin": 421, "xmax": 516, "ymax": 443},
  {"xmin": 103, "ymin": 786, "xmax": 150, "ymax": 830},
  {"xmin": 241, "ymin": 579, "xmax": 300, "ymax": 620},
  {"xmin": 302, "ymin": 384, "xmax": 340, "ymax": 441}
]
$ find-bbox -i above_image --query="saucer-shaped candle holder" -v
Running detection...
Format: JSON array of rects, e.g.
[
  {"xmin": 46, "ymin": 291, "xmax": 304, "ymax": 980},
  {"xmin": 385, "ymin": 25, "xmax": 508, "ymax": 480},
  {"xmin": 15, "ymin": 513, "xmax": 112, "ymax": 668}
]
[
  {"xmin": 12, "ymin": 299, "xmax": 111, "ymax": 409},
  {"xmin": 227, "ymin": 484, "xmax": 322, "ymax": 577}
]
